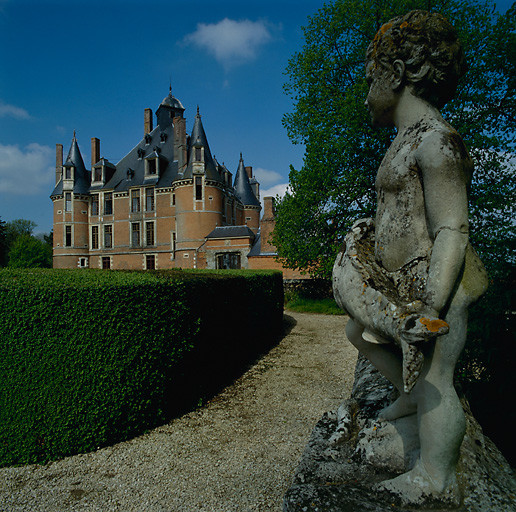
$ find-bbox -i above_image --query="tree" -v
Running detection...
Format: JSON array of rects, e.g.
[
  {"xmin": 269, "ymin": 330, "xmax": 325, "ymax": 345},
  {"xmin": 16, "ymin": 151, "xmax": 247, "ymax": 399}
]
[
  {"xmin": 0, "ymin": 217, "xmax": 7, "ymax": 267},
  {"xmin": 5, "ymin": 218, "xmax": 37, "ymax": 248},
  {"xmin": 7, "ymin": 235, "xmax": 52, "ymax": 269},
  {"xmin": 274, "ymin": 0, "xmax": 515, "ymax": 280}
]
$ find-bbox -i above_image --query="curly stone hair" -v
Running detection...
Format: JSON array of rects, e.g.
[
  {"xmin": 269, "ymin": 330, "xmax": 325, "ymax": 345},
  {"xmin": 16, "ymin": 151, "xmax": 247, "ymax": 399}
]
[{"xmin": 366, "ymin": 10, "xmax": 466, "ymax": 108}]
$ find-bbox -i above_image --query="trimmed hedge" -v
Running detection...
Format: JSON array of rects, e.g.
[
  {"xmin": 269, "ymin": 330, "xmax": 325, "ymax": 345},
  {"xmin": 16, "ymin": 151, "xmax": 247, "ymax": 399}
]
[{"xmin": 0, "ymin": 268, "xmax": 283, "ymax": 467}]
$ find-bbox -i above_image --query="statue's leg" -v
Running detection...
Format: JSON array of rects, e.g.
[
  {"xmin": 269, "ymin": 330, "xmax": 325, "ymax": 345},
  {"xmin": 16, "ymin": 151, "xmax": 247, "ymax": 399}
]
[
  {"xmin": 414, "ymin": 302, "xmax": 467, "ymax": 491},
  {"xmin": 376, "ymin": 296, "xmax": 467, "ymax": 504},
  {"xmin": 345, "ymin": 319, "xmax": 416, "ymax": 419}
]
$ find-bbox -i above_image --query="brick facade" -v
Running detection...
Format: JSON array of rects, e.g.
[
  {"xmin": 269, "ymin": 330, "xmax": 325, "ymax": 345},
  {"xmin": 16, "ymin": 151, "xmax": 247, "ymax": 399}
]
[{"xmin": 50, "ymin": 90, "xmax": 307, "ymax": 278}]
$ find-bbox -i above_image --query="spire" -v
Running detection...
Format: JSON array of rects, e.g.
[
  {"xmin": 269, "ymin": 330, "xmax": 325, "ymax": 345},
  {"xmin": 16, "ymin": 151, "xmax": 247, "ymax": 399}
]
[
  {"xmin": 182, "ymin": 108, "xmax": 221, "ymax": 182},
  {"xmin": 233, "ymin": 153, "xmax": 260, "ymax": 207},
  {"xmin": 62, "ymin": 132, "xmax": 90, "ymax": 194}
]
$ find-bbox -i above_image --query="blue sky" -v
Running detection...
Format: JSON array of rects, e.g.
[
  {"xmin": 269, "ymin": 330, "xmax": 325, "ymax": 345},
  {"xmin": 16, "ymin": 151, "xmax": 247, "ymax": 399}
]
[{"xmin": 0, "ymin": 0, "xmax": 513, "ymax": 235}]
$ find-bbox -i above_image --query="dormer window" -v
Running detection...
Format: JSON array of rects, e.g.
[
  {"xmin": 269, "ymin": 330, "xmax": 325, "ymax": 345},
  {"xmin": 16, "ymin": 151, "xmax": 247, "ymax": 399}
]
[
  {"xmin": 160, "ymin": 132, "xmax": 167, "ymax": 143},
  {"xmin": 137, "ymin": 148, "xmax": 145, "ymax": 159},
  {"xmin": 195, "ymin": 147, "xmax": 202, "ymax": 162},
  {"xmin": 148, "ymin": 159, "xmax": 157, "ymax": 175},
  {"xmin": 65, "ymin": 166, "xmax": 73, "ymax": 180},
  {"xmin": 145, "ymin": 134, "xmax": 152, "ymax": 145},
  {"xmin": 94, "ymin": 167, "xmax": 102, "ymax": 182}
]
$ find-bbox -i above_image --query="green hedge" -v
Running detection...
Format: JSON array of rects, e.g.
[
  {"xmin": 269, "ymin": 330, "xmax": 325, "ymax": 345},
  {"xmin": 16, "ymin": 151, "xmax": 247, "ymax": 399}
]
[{"xmin": 0, "ymin": 268, "xmax": 283, "ymax": 467}]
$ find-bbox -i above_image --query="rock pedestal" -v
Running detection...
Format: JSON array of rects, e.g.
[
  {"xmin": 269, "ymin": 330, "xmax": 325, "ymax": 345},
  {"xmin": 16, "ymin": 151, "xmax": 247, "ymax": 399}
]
[{"xmin": 283, "ymin": 356, "xmax": 516, "ymax": 512}]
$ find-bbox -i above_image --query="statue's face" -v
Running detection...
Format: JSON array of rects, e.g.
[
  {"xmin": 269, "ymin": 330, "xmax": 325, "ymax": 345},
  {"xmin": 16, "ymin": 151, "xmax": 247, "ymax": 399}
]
[{"xmin": 365, "ymin": 61, "xmax": 397, "ymax": 127}]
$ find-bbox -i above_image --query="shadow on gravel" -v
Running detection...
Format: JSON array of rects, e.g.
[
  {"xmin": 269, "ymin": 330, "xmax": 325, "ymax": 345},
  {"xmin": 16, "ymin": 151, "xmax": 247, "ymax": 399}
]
[{"xmin": 164, "ymin": 312, "xmax": 297, "ymax": 420}]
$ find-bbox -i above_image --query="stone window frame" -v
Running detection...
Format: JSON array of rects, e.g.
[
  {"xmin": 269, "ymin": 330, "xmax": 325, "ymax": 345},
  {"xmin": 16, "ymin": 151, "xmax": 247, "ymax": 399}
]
[
  {"xmin": 194, "ymin": 176, "xmax": 203, "ymax": 202},
  {"xmin": 65, "ymin": 192, "xmax": 72, "ymax": 212},
  {"xmin": 145, "ymin": 254, "xmax": 157, "ymax": 270},
  {"xmin": 131, "ymin": 189, "xmax": 141, "ymax": 213},
  {"xmin": 104, "ymin": 224, "xmax": 113, "ymax": 249},
  {"xmin": 91, "ymin": 194, "xmax": 99, "ymax": 216},
  {"xmin": 91, "ymin": 225, "xmax": 99, "ymax": 250},
  {"xmin": 145, "ymin": 188, "xmax": 155, "ymax": 212},
  {"xmin": 64, "ymin": 225, "xmax": 72, "ymax": 247},
  {"xmin": 104, "ymin": 192, "xmax": 113, "ymax": 215},
  {"xmin": 131, "ymin": 221, "xmax": 141, "ymax": 248},
  {"xmin": 145, "ymin": 220, "xmax": 155, "ymax": 247}
]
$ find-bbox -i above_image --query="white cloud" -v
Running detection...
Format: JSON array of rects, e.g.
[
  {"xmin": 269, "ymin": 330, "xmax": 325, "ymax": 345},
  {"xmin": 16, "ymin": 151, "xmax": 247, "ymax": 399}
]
[
  {"xmin": 0, "ymin": 101, "xmax": 30, "ymax": 120},
  {"xmin": 0, "ymin": 143, "xmax": 54, "ymax": 195},
  {"xmin": 184, "ymin": 18, "xmax": 273, "ymax": 68},
  {"xmin": 254, "ymin": 167, "xmax": 283, "ymax": 187},
  {"xmin": 260, "ymin": 182, "xmax": 291, "ymax": 209}
]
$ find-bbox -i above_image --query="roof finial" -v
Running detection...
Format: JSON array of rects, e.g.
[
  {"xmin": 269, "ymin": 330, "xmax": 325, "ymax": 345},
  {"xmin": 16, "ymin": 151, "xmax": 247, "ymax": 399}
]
[
  {"xmin": 196, "ymin": 105, "xmax": 200, "ymax": 116},
  {"xmin": 240, "ymin": 152, "xmax": 243, "ymax": 160},
  {"xmin": 73, "ymin": 129, "xmax": 76, "ymax": 139},
  {"xmin": 169, "ymin": 79, "xmax": 172, "ymax": 95}
]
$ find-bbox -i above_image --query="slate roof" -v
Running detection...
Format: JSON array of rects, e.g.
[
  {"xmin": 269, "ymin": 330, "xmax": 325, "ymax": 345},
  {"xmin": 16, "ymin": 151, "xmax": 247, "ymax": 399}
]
[
  {"xmin": 182, "ymin": 108, "xmax": 222, "ymax": 182},
  {"xmin": 51, "ymin": 133, "xmax": 91, "ymax": 197},
  {"xmin": 233, "ymin": 154, "xmax": 260, "ymax": 207},
  {"xmin": 206, "ymin": 225, "xmax": 256, "ymax": 240},
  {"xmin": 105, "ymin": 123, "xmax": 178, "ymax": 192}
]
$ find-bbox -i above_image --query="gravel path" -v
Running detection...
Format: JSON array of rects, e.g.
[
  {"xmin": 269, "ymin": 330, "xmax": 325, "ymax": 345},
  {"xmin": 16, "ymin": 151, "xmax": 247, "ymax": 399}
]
[{"xmin": 1, "ymin": 312, "xmax": 357, "ymax": 512}]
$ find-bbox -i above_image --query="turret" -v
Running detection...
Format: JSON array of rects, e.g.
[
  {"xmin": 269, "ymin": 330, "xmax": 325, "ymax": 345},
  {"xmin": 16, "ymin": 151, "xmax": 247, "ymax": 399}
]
[
  {"xmin": 174, "ymin": 107, "xmax": 224, "ymax": 265},
  {"xmin": 156, "ymin": 86, "xmax": 185, "ymax": 129},
  {"xmin": 50, "ymin": 132, "xmax": 90, "ymax": 268},
  {"xmin": 233, "ymin": 153, "xmax": 260, "ymax": 233}
]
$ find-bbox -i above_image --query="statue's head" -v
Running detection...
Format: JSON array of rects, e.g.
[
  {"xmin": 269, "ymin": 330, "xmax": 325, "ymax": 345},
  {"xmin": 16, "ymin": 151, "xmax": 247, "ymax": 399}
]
[{"xmin": 366, "ymin": 10, "xmax": 466, "ymax": 108}]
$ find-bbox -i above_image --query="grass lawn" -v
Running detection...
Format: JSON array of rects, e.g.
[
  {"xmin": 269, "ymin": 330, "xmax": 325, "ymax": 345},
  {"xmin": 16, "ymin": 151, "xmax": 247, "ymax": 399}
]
[{"xmin": 285, "ymin": 297, "xmax": 345, "ymax": 315}]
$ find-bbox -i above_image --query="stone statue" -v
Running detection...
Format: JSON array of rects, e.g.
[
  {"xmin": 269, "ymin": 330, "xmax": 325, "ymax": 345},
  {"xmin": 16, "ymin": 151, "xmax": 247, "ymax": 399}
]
[{"xmin": 332, "ymin": 10, "xmax": 488, "ymax": 505}]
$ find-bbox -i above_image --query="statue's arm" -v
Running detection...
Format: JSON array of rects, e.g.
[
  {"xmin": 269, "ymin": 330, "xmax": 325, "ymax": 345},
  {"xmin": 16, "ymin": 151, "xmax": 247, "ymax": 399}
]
[{"xmin": 417, "ymin": 131, "xmax": 471, "ymax": 314}]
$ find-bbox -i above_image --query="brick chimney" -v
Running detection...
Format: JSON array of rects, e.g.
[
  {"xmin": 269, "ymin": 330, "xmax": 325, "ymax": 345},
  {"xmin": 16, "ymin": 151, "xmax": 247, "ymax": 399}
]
[
  {"xmin": 260, "ymin": 197, "xmax": 276, "ymax": 253},
  {"xmin": 144, "ymin": 108, "xmax": 153, "ymax": 135},
  {"xmin": 55, "ymin": 144, "xmax": 63, "ymax": 185},
  {"xmin": 245, "ymin": 166, "xmax": 253, "ymax": 179},
  {"xmin": 91, "ymin": 137, "xmax": 100, "ymax": 167}
]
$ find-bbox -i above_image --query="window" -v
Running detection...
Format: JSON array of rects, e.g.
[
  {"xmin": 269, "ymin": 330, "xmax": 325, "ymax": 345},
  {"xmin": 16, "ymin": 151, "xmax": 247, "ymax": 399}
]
[
  {"xmin": 146, "ymin": 188, "xmax": 154, "ymax": 211},
  {"xmin": 195, "ymin": 147, "xmax": 202, "ymax": 162},
  {"xmin": 94, "ymin": 167, "xmax": 102, "ymax": 182},
  {"xmin": 65, "ymin": 192, "xmax": 72, "ymax": 212},
  {"xmin": 65, "ymin": 225, "xmax": 72, "ymax": 247},
  {"xmin": 195, "ymin": 177, "xmax": 202, "ymax": 201},
  {"xmin": 91, "ymin": 195, "xmax": 99, "ymax": 215},
  {"xmin": 172, "ymin": 193, "xmax": 176, "ymax": 206},
  {"xmin": 102, "ymin": 257, "xmax": 111, "ymax": 269},
  {"xmin": 216, "ymin": 252, "xmax": 241, "ymax": 269},
  {"xmin": 104, "ymin": 225, "xmax": 113, "ymax": 248},
  {"xmin": 131, "ymin": 189, "xmax": 140, "ymax": 212},
  {"xmin": 79, "ymin": 257, "xmax": 88, "ymax": 268},
  {"xmin": 145, "ymin": 221, "xmax": 154, "ymax": 246},
  {"xmin": 92, "ymin": 226, "xmax": 99, "ymax": 249},
  {"xmin": 131, "ymin": 222, "xmax": 140, "ymax": 247},
  {"xmin": 172, "ymin": 232, "xmax": 176, "ymax": 253},
  {"xmin": 104, "ymin": 192, "xmax": 113, "ymax": 215},
  {"xmin": 65, "ymin": 167, "xmax": 72, "ymax": 180},
  {"xmin": 148, "ymin": 159, "xmax": 157, "ymax": 175},
  {"xmin": 146, "ymin": 255, "xmax": 156, "ymax": 270}
]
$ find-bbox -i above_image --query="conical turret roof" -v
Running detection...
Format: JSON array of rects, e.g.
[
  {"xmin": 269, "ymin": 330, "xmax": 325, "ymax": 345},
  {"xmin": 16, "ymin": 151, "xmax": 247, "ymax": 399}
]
[
  {"xmin": 182, "ymin": 108, "xmax": 222, "ymax": 182},
  {"xmin": 233, "ymin": 153, "xmax": 260, "ymax": 206},
  {"xmin": 58, "ymin": 132, "xmax": 91, "ymax": 195}
]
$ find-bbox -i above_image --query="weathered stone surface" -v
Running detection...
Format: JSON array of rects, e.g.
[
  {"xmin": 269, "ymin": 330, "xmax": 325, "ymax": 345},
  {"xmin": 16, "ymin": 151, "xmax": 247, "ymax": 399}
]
[{"xmin": 283, "ymin": 357, "xmax": 516, "ymax": 512}]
